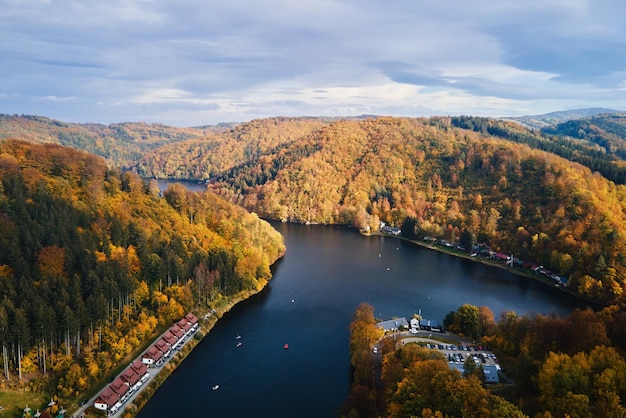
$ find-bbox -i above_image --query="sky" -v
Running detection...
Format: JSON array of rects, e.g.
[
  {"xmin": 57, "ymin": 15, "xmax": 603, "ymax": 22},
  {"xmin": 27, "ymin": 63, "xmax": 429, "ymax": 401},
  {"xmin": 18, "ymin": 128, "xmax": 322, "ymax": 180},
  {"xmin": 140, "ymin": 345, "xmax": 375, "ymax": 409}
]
[{"xmin": 1, "ymin": 0, "xmax": 625, "ymax": 127}]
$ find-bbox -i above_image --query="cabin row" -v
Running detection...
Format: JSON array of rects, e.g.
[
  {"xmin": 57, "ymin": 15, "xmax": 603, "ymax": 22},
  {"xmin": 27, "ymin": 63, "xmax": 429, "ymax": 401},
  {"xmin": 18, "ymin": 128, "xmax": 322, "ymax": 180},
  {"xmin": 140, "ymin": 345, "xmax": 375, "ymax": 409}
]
[
  {"xmin": 141, "ymin": 312, "xmax": 199, "ymax": 367},
  {"xmin": 93, "ymin": 312, "xmax": 199, "ymax": 414},
  {"xmin": 93, "ymin": 360, "xmax": 149, "ymax": 414}
]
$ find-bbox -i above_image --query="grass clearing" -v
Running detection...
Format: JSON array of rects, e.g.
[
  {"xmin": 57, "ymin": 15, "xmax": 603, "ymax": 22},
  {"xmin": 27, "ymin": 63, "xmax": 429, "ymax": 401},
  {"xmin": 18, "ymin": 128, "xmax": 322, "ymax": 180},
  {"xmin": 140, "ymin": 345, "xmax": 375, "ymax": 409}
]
[{"xmin": 0, "ymin": 389, "xmax": 47, "ymax": 417}]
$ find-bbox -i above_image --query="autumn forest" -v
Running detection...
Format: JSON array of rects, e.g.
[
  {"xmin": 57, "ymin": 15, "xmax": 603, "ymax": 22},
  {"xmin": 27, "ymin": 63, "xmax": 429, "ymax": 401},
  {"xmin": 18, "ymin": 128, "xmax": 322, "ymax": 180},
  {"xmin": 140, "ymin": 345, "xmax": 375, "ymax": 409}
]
[{"xmin": 1, "ymin": 111, "xmax": 626, "ymax": 417}]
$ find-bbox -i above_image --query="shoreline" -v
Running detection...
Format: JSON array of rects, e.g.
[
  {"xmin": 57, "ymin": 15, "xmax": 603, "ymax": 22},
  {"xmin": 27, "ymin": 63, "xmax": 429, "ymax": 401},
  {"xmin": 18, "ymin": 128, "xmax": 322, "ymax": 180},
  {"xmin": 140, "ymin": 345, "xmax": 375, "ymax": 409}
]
[
  {"xmin": 77, "ymin": 257, "xmax": 283, "ymax": 418},
  {"xmin": 110, "ymin": 287, "xmax": 272, "ymax": 418},
  {"xmin": 364, "ymin": 230, "xmax": 605, "ymax": 309}
]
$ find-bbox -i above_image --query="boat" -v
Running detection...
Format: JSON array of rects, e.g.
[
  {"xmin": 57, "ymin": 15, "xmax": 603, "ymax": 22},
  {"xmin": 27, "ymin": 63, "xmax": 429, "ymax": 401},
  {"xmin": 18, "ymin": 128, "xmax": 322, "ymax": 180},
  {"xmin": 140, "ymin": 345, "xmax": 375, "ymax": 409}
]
[
  {"xmin": 212, "ymin": 385, "xmax": 219, "ymax": 391},
  {"xmin": 284, "ymin": 344, "xmax": 289, "ymax": 349},
  {"xmin": 235, "ymin": 335, "xmax": 241, "ymax": 339},
  {"xmin": 237, "ymin": 342, "xmax": 242, "ymax": 347},
  {"xmin": 291, "ymin": 299, "xmax": 294, "ymax": 303}
]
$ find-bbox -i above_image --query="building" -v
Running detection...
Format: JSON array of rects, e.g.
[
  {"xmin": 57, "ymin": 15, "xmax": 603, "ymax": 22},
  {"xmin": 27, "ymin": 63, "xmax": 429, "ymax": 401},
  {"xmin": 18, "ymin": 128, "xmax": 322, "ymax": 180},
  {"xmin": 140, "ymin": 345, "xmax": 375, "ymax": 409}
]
[
  {"xmin": 130, "ymin": 359, "xmax": 149, "ymax": 382},
  {"xmin": 483, "ymin": 365, "xmax": 500, "ymax": 383},
  {"xmin": 377, "ymin": 317, "xmax": 409, "ymax": 332},
  {"xmin": 94, "ymin": 387, "xmax": 120, "ymax": 411},
  {"xmin": 142, "ymin": 345, "xmax": 164, "ymax": 367}
]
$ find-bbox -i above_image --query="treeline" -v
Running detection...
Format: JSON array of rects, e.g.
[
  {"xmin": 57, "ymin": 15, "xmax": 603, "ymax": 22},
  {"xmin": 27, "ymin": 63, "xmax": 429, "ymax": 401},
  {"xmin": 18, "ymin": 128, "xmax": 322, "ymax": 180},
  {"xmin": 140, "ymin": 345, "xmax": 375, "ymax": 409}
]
[
  {"xmin": 460, "ymin": 303, "xmax": 626, "ymax": 417},
  {"xmin": 0, "ymin": 114, "xmax": 209, "ymax": 168},
  {"xmin": 450, "ymin": 115, "xmax": 626, "ymax": 184},
  {"xmin": 542, "ymin": 113, "xmax": 626, "ymax": 161},
  {"xmin": 0, "ymin": 140, "xmax": 284, "ymax": 402},
  {"xmin": 344, "ymin": 303, "xmax": 626, "ymax": 417}
]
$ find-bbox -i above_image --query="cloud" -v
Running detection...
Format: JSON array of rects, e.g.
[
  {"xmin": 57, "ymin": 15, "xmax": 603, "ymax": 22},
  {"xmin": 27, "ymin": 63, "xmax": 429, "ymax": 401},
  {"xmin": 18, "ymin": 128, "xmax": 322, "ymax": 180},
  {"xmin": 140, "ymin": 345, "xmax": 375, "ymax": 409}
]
[{"xmin": 0, "ymin": 0, "xmax": 624, "ymax": 125}]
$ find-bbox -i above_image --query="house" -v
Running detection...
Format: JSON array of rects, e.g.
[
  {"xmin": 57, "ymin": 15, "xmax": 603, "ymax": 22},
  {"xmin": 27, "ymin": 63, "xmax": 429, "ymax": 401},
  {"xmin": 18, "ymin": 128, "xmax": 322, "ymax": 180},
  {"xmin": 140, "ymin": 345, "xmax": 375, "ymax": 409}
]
[
  {"xmin": 381, "ymin": 225, "xmax": 401, "ymax": 236},
  {"xmin": 162, "ymin": 330, "xmax": 178, "ymax": 346},
  {"xmin": 156, "ymin": 338, "xmax": 172, "ymax": 358},
  {"xmin": 170, "ymin": 324, "xmax": 185, "ymax": 340},
  {"xmin": 377, "ymin": 317, "xmax": 409, "ymax": 332},
  {"xmin": 409, "ymin": 318, "xmax": 420, "ymax": 332},
  {"xmin": 492, "ymin": 253, "xmax": 510, "ymax": 261},
  {"xmin": 110, "ymin": 376, "xmax": 130, "ymax": 400},
  {"xmin": 177, "ymin": 318, "xmax": 193, "ymax": 334},
  {"xmin": 142, "ymin": 345, "xmax": 164, "ymax": 366},
  {"xmin": 448, "ymin": 363, "xmax": 465, "ymax": 374},
  {"xmin": 419, "ymin": 319, "xmax": 440, "ymax": 331},
  {"xmin": 94, "ymin": 387, "xmax": 120, "ymax": 411},
  {"xmin": 483, "ymin": 365, "xmax": 500, "ymax": 383},
  {"xmin": 120, "ymin": 367, "xmax": 141, "ymax": 391},
  {"xmin": 185, "ymin": 312, "xmax": 199, "ymax": 332},
  {"xmin": 131, "ymin": 359, "xmax": 149, "ymax": 382}
]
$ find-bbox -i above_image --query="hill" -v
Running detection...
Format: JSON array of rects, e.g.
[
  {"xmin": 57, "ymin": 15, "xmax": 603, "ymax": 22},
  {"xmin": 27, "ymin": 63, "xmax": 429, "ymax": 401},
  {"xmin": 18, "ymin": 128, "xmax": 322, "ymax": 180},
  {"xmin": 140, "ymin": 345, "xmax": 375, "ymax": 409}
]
[
  {"xmin": 0, "ymin": 140, "xmax": 284, "ymax": 403},
  {"xmin": 133, "ymin": 117, "xmax": 331, "ymax": 180},
  {"xmin": 2, "ymin": 114, "xmax": 626, "ymax": 306},
  {"xmin": 542, "ymin": 113, "xmax": 626, "ymax": 160},
  {"xmin": 504, "ymin": 107, "xmax": 620, "ymax": 129},
  {"xmin": 0, "ymin": 114, "xmax": 214, "ymax": 168},
  {"xmin": 203, "ymin": 117, "xmax": 626, "ymax": 305}
]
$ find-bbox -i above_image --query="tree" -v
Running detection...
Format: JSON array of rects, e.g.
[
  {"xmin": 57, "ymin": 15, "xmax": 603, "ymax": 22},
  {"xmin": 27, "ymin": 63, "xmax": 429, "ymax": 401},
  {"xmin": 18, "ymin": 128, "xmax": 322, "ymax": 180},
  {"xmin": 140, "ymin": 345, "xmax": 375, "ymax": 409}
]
[
  {"xmin": 477, "ymin": 306, "xmax": 496, "ymax": 337},
  {"xmin": 452, "ymin": 304, "xmax": 480, "ymax": 338}
]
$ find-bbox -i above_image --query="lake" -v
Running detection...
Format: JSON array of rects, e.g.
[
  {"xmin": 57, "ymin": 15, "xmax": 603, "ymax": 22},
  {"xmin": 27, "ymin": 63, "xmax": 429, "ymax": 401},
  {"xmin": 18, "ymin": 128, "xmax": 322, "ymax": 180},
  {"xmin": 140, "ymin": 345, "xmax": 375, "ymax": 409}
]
[{"xmin": 138, "ymin": 222, "xmax": 591, "ymax": 418}]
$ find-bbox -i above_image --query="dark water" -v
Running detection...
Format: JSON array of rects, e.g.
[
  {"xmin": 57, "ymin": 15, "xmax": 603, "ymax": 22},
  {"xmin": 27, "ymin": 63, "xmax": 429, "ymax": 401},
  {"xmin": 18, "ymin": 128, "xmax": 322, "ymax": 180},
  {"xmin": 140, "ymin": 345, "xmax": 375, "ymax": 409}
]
[{"xmin": 138, "ymin": 223, "xmax": 591, "ymax": 418}]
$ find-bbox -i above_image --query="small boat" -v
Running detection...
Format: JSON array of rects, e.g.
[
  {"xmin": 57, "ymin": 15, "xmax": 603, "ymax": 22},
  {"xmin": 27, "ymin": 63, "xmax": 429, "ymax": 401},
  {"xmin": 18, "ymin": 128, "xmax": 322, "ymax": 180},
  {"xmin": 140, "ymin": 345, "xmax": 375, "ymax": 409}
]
[
  {"xmin": 235, "ymin": 335, "xmax": 241, "ymax": 339},
  {"xmin": 212, "ymin": 385, "xmax": 219, "ymax": 391},
  {"xmin": 291, "ymin": 299, "xmax": 294, "ymax": 303},
  {"xmin": 237, "ymin": 342, "xmax": 242, "ymax": 347},
  {"xmin": 284, "ymin": 344, "xmax": 289, "ymax": 349},
  {"xmin": 387, "ymin": 267, "xmax": 391, "ymax": 271}
]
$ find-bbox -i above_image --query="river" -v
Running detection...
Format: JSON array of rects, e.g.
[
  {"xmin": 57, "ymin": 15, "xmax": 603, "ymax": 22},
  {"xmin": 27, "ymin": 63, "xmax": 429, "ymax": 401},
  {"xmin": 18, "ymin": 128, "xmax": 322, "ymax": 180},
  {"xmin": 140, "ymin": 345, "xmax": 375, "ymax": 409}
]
[{"xmin": 137, "ymin": 220, "xmax": 592, "ymax": 418}]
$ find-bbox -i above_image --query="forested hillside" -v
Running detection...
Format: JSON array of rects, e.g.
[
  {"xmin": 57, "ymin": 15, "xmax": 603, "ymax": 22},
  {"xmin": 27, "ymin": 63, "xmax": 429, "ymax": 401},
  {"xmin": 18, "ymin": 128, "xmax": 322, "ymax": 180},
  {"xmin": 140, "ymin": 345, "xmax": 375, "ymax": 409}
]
[
  {"xmin": 504, "ymin": 108, "xmax": 618, "ymax": 129},
  {"xmin": 0, "ymin": 140, "xmax": 284, "ymax": 402},
  {"xmin": 133, "ymin": 117, "xmax": 331, "ymax": 180},
  {"xmin": 2, "ymin": 114, "xmax": 626, "ymax": 306},
  {"xmin": 203, "ymin": 117, "xmax": 626, "ymax": 305},
  {"xmin": 0, "ymin": 114, "xmax": 212, "ymax": 168},
  {"xmin": 542, "ymin": 113, "xmax": 626, "ymax": 161}
]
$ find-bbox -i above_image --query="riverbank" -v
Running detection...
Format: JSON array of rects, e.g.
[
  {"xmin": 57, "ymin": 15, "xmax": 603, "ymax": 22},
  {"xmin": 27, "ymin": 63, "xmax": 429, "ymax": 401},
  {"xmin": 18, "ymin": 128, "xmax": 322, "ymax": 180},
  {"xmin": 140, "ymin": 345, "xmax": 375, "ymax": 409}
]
[
  {"xmin": 70, "ymin": 264, "xmax": 281, "ymax": 418},
  {"xmin": 116, "ymin": 288, "xmax": 271, "ymax": 417},
  {"xmin": 365, "ymin": 230, "xmax": 604, "ymax": 308}
]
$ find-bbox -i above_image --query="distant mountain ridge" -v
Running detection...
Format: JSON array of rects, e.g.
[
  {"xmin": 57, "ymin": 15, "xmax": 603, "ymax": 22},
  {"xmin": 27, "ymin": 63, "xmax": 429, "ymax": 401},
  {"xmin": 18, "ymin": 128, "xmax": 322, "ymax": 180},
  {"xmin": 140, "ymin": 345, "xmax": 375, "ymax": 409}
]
[{"xmin": 503, "ymin": 107, "xmax": 621, "ymax": 129}]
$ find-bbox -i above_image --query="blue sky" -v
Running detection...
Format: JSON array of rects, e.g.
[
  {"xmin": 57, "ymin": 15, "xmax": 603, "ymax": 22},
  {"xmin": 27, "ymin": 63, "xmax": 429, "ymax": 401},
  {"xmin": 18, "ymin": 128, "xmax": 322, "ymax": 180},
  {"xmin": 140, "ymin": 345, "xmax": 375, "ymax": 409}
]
[{"xmin": 1, "ymin": 0, "xmax": 625, "ymax": 126}]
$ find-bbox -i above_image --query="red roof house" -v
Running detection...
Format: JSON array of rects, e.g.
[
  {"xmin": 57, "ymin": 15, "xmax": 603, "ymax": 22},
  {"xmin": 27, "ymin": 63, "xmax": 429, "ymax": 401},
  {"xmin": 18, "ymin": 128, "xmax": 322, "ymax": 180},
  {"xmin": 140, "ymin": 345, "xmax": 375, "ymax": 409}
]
[
  {"xmin": 110, "ymin": 377, "xmax": 129, "ymax": 397},
  {"xmin": 131, "ymin": 359, "xmax": 149, "ymax": 378},
  {"xmin": 94, "ymin": 387, "xmax": 120, "ymax": 411},
  {"xmin": 120, "ymin": 367, "xmax": 140, "ymax": 387}
]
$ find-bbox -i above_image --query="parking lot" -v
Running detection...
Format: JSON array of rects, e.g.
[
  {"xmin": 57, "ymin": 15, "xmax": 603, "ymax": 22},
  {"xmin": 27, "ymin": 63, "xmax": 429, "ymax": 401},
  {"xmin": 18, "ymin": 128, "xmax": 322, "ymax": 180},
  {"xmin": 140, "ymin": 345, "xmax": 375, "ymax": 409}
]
[{"xmin": 400, "ymin": 336, "xmax": 500, "ymax": 368}]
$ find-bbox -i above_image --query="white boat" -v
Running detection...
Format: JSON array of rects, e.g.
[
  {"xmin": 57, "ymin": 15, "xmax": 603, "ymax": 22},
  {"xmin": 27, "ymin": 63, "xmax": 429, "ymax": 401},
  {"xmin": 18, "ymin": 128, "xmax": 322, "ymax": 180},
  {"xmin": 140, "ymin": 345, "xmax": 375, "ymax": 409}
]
[
  {"xmin": 235, "ymin": 335, "xmax": 241, "ymax": 339},
  {"xmin": 237, "ymin": 342, "xmax": 242, "ymax": 347},
  {"xmin": 212, "ymin": 385, "xmax": 219, "ymax": 391}
]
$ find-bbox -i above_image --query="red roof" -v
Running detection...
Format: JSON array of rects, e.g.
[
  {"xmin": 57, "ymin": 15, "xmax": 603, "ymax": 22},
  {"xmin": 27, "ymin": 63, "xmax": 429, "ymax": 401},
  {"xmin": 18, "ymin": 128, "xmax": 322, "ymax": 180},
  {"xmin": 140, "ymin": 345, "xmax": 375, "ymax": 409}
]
[
  {"xmin": 131, "ymin": 359, "xmax": 148, "ymax": 377},
  {"xmin": 162, "ymin": 330, "xmax": 178, "ymax": 344},
  {"xmin": 156, "ymin": 338, "xmax": 171, "ymax": 351},
  {"xmin": 95, "ymin": 387, "xmax": 120, "ymax": 408},
  {"xmin": 110, "ymin": 377, "xmax": 129, "ymax": 396},
  {"xmin": 177, "ymin": 319, "xmax": 192, "ymax": 332},
  {"xmin": 170, "ymin": 324, "xmax": 185, "ymax": 338},
  {"xmin": 185, "ymin": 312, "xmax": 198, "ymax": 324},
  {"xmin": 143, "ymin": 346, "xmax": 163, "ymax": 362},
  {"xmin": 121, "ymin": 367, "xmax": 140, "ymax": 386}
]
